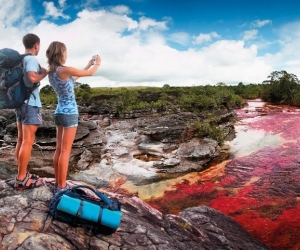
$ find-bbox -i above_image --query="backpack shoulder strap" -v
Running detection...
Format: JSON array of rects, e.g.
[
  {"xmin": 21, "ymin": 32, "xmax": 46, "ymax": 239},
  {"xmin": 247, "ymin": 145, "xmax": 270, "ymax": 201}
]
[{"xmin": 20, "ymin": 53, "xmax": 32, "ymax": 61}]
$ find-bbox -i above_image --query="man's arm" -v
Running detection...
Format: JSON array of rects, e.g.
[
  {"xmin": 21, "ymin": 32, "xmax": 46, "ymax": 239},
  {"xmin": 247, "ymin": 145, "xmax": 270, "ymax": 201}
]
[{"xmin": 26, "ymin": 68, "xmax": 48, "ymax": 84}]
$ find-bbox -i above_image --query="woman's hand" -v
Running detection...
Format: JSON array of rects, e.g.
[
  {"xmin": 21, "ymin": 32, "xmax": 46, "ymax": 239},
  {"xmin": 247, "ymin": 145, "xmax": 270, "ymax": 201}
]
[{"xmin": 86, "ymin": 59, "xmax": 94, "ymax": 69}]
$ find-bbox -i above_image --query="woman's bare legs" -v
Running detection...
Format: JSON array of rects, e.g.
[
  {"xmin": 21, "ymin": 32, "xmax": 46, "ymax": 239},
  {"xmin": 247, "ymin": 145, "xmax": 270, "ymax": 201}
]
[
  {"xmin": 53, "ymin": 125, "xmax": 63, "ymax": 184},
  {"xmin": 54, "ymin": 125, "xmax": 77, "ymax": 189}
]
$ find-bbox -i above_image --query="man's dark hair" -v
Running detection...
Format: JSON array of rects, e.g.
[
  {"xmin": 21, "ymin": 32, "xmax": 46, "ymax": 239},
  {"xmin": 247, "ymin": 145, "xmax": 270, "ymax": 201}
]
[{"xmin": 22, "ymin": 33, "xmax": 40, "ymax": 49}]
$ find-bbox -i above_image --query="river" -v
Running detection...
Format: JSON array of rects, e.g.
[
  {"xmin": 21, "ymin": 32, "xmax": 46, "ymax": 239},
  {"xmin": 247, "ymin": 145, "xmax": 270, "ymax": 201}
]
[{"xmin": 140, "ymin": 100, "xmax": 300, "ymax": 250}]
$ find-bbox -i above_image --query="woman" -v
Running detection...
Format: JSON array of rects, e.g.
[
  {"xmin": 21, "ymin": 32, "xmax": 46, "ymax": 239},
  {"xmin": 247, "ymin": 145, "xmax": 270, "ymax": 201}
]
[{"xmin": 46, "ymin": 41, "xmax": 101, "ymax": 191}]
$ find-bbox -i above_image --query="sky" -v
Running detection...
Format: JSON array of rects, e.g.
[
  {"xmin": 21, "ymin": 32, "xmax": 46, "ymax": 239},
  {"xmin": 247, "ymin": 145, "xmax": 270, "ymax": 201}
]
[{"xmin": 1, "ymin": 0, "xmax": 300, "ymax": 88}]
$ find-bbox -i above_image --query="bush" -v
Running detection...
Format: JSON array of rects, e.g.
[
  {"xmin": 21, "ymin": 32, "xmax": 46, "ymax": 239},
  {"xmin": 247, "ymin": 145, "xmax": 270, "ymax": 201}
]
[
  {"xmin": 40, "ymin": 92, "xmax": 57, "ymax": 106},
  {"xmin": 40, "ymin": 85, "xmax": 54, "ymax": 94},
  {"xmin": 191, "ymin": 119, "xmax": 225, "ymax": 145}
]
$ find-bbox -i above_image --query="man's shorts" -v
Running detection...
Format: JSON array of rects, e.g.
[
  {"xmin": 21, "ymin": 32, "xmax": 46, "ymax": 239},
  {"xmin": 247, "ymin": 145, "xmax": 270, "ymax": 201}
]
[
  {"xmin": 16, "ymin": 104, "xmax": 42, "ymax": 125},
  {"xmin": 54, "ymin": 114, "xmax": 79, "ymax": 128}
]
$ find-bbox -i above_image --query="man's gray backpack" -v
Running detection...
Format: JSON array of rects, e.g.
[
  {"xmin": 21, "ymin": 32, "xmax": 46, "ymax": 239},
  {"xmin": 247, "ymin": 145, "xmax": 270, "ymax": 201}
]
[{"xmin": 0, "ymin": 48, "xmax": 39, "ymax": 109}]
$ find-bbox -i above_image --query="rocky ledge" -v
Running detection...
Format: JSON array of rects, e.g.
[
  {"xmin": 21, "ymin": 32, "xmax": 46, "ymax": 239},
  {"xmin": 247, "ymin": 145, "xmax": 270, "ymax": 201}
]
[{"xmin": 0, "ymin": 179, "xmax": 270, "ymax": 250}]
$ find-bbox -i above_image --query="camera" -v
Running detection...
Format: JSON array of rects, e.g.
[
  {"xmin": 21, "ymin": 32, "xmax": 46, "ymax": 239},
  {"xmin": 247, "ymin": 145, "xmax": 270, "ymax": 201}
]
[{"xmin": 92, "ymin": 55, "xmax": 97, "ymax": 64}]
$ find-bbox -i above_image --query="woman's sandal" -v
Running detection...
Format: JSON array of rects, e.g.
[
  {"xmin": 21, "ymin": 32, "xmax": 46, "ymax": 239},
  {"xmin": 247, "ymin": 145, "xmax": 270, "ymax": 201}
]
[
  {"xmin": 14, "ymin": 172, "xmax": 43, "ymax": 190},
  {"xmin": 55, "ymin": 184, "xmax": 71, "ymax": 194}
]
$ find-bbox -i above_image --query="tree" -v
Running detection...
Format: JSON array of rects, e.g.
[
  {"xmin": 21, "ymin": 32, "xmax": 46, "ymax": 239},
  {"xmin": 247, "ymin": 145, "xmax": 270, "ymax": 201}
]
[
  {"xmin": 40, "ymin": 85, "xmax": 54, "ymax": 94},
  {"xmin": 79, "ymin": 83, "xmax": 91, "ymax": 91},
  {"xmin": 74, "ymin": 82, "xmax": 81, "ymax": 89},
  {"xmin": 264, "ymin": 70, "xmax": 299, "ymax": 83},
  {"xmin": 262, "ymin": 70, "xmax": 299, "ymax": 104}
]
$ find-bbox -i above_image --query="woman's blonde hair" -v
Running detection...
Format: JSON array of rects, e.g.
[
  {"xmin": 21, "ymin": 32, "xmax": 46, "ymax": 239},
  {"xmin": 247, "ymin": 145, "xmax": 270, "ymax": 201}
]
[{"xmin": 46, "ymin": 41, "xmax": 66, "ymax": 73}]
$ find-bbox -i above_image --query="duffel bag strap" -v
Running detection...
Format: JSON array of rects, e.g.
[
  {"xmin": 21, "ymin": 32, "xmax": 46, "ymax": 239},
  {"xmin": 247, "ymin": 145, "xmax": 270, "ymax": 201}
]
[
  {"xmin": 97, "ymin": 207, "xmax": 103, "ymax": 224},
  {"xmin": 76, "ymin": 200, "xmax": 84, "ymax": 217},
  {"xmin": 71, "ymin": 185, "xmax": 113, "ymax": 206}
]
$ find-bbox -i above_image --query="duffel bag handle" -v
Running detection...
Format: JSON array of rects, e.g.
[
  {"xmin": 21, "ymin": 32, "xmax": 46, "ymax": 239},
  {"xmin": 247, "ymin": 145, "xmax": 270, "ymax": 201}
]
[{"xmin": 71, "ymin": 185, "xmax": 113, "ymax": 206}]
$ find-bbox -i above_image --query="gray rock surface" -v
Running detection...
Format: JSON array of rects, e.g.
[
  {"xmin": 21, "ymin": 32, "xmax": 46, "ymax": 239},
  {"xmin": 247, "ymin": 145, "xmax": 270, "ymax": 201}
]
[{"xmin": 0, "ymin": 179, "xmax": 270, "ymax": 250}]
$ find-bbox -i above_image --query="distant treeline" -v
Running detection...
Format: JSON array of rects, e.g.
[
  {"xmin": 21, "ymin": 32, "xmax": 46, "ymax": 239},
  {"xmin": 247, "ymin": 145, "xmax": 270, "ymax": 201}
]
[
  {"xmin": 41, "ymin": 80, "xmax": 244, "ymax": 113},
  {"xmin": 230, "ymin": 70, "xmax": 300, "ymax": 105},
  {"xmin": 40, "ymin": 70, "xmax": 300, "ymax": 113}
]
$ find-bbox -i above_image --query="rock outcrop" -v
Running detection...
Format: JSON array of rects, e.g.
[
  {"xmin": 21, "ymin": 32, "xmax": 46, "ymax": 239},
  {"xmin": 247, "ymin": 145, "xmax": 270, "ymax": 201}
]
[
  {"xmin": 0, "ymin": 179, "xmax": 270, "ymax": 250},
  {"xmin": 0, "ymin": 108, "xmax": 233, "ymax": 186}
]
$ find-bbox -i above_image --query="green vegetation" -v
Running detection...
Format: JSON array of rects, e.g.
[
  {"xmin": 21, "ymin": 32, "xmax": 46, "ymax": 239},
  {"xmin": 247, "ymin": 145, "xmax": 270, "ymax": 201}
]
[
  {"xmin": 261, "ymin": 70, "xmax": 300, "ymax": 105},
  {"xmin": 40, "ymin": 83, "xmax": 243, "ymax": 145},
  {"xmin": 230, "ymin": 70, "xmax": 300, "ymax": 105},
  {"xmin": 190, "ymin": 114, "xmax": 226, "ymax": 145},
  {"xmin": 40, "ymin": 70, "xmax": 299, "ymax": 145},
  {"xmin": 40, "ymin": 85, "xmax": 56, "ymax": 107},
  {"xmin": 40, "ymin": 83, "xmax": 245, "ymax": 112}
]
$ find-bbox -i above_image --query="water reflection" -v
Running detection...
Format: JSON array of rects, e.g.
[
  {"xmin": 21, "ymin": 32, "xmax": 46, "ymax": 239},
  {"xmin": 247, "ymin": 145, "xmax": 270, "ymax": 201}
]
[{"xmin": 228, "ymin": 126, "xmax": 282, "ymax": 157}]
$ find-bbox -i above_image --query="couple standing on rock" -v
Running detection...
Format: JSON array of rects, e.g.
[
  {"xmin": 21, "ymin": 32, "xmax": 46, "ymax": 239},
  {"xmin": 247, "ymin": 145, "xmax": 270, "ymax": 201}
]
[{"xmin": 7, "ymin": 33, "xmax": 101, "ymax": 192}]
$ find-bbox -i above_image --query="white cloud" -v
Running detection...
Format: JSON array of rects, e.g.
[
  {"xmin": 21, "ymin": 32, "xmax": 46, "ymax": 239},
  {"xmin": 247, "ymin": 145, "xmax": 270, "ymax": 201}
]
[
  {"xmin": 251, "ymin": 19, "xmax": 272, "ymax": 28},
  {"xmin": 242, "ymin": 29, "xmax": 258, "ymax": 41},
  {"xmin": 58, "ymin": 0, "xmax": 67, "ymax": 7},
  {"xmin": 0, "ymin": 0, "xmax": 34, "ymax": 29},
  {"xmin": 192, "ymin": 32, "xmax": 219, "ymax": 45},
  {"xmin": 42, "ymin": 1, "xmax": 70, "ymax": 20},
  {"xmin": 169, "ymin": 32, "xmax": 190, "ymax": 45},
  {"xmin": 76, "ymin": 9, "xmax": 138, "ymax": 32},
  {"xmin": 139, "ymin": 17, "xmax": 168, "ymax": 31},
  {"xmin": 110, "ymin": 5, "xmax": 132, "ymax": 15}
]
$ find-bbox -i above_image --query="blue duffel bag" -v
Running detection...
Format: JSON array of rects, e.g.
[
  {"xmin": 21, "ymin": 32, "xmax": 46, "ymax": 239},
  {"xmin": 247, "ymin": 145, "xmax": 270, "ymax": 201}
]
[{"xmin": 49, "ymin": 185, "xmax": 122, "ymax": 234}]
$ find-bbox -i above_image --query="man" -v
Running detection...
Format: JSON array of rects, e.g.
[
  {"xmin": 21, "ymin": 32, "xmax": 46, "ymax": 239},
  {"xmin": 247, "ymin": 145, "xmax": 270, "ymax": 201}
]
[{"xmin": 13, "ymin": 33, "xmax": 48, "ymax": 190}]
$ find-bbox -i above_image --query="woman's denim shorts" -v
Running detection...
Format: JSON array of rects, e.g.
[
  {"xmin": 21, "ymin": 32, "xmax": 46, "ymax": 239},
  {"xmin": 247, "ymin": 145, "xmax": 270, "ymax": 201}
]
[{"xmin": 54, "ymin": 114, "xmax": 79, "ymax": 128}]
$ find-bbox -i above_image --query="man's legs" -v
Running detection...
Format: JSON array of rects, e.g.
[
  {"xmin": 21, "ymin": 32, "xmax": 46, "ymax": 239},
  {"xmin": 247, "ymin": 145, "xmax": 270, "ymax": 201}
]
[
  {"xmin": 10, "ymin": 105, "xmax": 43, "ymax": 189},
  {"xmin": 15, "ymin": 122, "xmax": 23, "ymax": 161},
  {"xmin": 17, "ymin": 124, "xmax": 38, "ymax": 181}
]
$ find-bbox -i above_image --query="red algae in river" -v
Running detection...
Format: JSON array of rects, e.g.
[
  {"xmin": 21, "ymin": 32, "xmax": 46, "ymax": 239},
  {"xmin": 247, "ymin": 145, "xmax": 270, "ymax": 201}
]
[{"xmin": 146, "ymin": 102, "xmax": 300, "ymax": 250}]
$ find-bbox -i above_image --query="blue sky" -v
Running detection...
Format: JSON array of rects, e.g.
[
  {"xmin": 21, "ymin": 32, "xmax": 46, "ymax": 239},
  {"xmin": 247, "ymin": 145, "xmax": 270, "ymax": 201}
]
[{"xmin": 1, "ymin": 0, "xmax": 300, "ymax": 87}]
